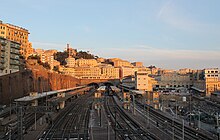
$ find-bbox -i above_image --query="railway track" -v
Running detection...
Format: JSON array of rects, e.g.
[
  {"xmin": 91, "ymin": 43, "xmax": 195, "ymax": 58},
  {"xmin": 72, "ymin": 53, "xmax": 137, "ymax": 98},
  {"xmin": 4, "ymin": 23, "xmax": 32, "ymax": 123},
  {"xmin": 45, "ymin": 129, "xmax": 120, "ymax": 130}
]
[
  {"xmin": 104, "ymin": 96, "xmax": 158, "ymax": 140},
  {"xmin": 135, "ymin": 101, "xmax": 217, "ymax": 140},
  {"xmin": 40, "ymin": 91, "xmax": 93, "ymax": 140}
]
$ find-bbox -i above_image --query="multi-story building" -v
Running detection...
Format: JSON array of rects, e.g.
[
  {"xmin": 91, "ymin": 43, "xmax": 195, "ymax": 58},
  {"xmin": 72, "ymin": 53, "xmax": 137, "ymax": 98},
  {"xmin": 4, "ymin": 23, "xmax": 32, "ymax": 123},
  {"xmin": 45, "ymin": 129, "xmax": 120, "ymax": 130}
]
[
  {"xmin": 119, "ymin": 67, "xmax": 134, "ymax": 79},
  {"xmin": 0, "ymin": 20, "xmax": 33, "ymax": 58},
  {"xmin": 131, "ymin": 62, "xmax": 143, "ymax": 67},
  {"xmin": 65, "ymin": 56, "xmax": 75, "ymax": 67},
  {"xmin": 119, "ymin": 66, "xmax": 151, "ymax": 79},
  {"xmin": 40, "ymin": 50, "xmax": 59, "ymax": 70},
  {"xmin": 75, "ymin": 58, "xmax": 98, "ymax": 67},
  {"xmin": 74, "ymin": 67, "xmax": 101, "ymax": 79},
  {"xmin": 59, "ymin": 66, "xmax": 75, "ymax": 77},
  {"xmin": 204, "ymin": 68, "xmax": 219, "ymax": 96},
  {"xmin": 157, "ymin": 73, "xmax": 193, "ymax": 89},
  {"xmin": 101, "ymin": 66, "xmax": 119, "ymax": 79},
  {"xmin": 113, "ymin": 60, "xmax": 132, "ymax": 67},
  {"xmin": 0, "ymin": 37, "xmax": 20, "ymax": 75},
  {"xmin": 135, "ymin": 71, "xmax": 149, "ymax": 91}
]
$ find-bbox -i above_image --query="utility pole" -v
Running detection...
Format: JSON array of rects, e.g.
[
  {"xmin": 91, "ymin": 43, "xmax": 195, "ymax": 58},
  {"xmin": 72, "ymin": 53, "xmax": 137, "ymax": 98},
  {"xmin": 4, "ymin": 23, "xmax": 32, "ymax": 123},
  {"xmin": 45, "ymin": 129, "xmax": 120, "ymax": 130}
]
[
  {"xmin": 115, "ymin": 110, "xmax": 117, "ymax": 140},
  {"xmin": 182, "ymin": 119, "xmax": 184, "ymax": 140},
  {"xmin": 198, "ymin": 109, "xmax": 201, "ymax": 130},
  {"xmin": 9, "ymin": 76, "xmax": 12, "ymax": 120},
  {"xmin": 172, "ymin": 115, "xmax": 175, "ymax": 140},
  {"xmin": 132, "ymin": 93, "xmax": 136, "ymax": 115}
]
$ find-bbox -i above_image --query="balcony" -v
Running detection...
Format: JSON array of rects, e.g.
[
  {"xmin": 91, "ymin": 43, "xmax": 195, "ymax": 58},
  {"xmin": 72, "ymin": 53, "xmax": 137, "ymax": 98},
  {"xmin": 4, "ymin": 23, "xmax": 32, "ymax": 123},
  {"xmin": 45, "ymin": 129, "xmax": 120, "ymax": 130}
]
[
  {"xmin": 1, "ymin": 54, "xmax": 5, "ymax": 58},
  {"xmin": 10, "ymin": 50, "xmax": 20, "ymax": 55},
  {"xmin": 10, "ymin": 60, "xmax": 20, "ymax": 65},
  {"xmin": 0, "ymin": 65, "xmax": 4, "ymax": 70},
  {"xmin": 0, "ymin": 46, "xmax": 6, "ymax": 51},
  {"xmin": 0, "ymin": 40, "xmax": 7, "ymax": 46},
  {"xmin": 0, "ymin": 59, "xmax": 5, "ymax": 63},
  {"xmin": 10, "ymin": 44, "xmax": 20, "ymax": 49},
  {"xmin": 10, "ymin": 55, "xmax": 19, "ymax": 60}
]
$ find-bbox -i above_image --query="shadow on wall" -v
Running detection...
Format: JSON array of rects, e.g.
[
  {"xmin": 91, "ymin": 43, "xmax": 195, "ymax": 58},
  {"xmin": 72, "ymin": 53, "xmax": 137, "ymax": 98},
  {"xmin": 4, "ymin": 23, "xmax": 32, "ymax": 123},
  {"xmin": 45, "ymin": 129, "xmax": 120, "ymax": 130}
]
[{"xmin": 0, "ymin": 69, "xmax": 80, "ymax": 105}]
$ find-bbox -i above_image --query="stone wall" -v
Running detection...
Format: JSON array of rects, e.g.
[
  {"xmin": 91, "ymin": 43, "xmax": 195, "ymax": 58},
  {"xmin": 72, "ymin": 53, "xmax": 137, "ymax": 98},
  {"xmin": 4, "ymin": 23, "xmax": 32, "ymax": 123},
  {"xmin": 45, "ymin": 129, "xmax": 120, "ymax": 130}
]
[{"xmin": 0, "ymin": 67, "xmax": 80, "ymax": 105}]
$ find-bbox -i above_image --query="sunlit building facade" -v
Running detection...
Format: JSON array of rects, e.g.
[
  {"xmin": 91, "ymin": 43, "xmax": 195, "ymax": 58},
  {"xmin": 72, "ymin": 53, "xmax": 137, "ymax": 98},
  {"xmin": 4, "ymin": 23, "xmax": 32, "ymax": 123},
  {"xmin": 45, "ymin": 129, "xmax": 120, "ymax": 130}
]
[{"xmin": 0, "ymin": 20, "xmax": 33, "ymax": 58}]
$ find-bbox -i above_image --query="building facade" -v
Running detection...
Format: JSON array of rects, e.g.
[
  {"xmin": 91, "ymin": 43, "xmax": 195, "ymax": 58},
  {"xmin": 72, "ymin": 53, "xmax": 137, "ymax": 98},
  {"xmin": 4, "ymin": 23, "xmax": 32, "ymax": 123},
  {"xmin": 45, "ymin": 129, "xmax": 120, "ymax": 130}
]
[
  {"xmin": 0, "ymin": 37, "xmax": 20, "ymax": 75},
  {"xmin": 75, "ymin": 58, "xmax": 98, "ymax": 67},
  {"xmin": 204, "ymin": 68, "xmax": 219, "ymax": 96},
  {"xmin": 101, "ymin": 66, "xmax": 119, "ymax": 79},
  {"xmin": 135, "ymin": 71, "xmax": 149, "ymax": 91},
  {"xmin": 0, "ymin": 20, "xmax": 33, "ymax": 58},
  {"xmin": 158, "ymin": 73, "xmax": 193, "ymax": 89},
  {"xmin": 65, "ymin": 57, "xmax": 75, "ymax": 67}
]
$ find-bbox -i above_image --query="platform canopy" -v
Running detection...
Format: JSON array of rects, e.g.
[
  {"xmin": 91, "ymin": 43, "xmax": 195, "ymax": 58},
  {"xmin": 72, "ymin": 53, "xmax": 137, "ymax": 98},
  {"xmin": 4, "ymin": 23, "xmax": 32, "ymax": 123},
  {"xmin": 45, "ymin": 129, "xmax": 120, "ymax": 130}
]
[{"xmin": 14, "ymin": 86, "xmax": 85, "ymax": 102}]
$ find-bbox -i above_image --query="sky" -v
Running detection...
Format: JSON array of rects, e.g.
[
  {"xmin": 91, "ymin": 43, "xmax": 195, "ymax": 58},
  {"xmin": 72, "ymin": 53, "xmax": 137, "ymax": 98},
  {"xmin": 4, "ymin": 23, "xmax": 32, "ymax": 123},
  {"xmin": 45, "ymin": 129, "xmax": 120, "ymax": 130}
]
[{"xmin": 1, "ymin": 0, "xmax": 220, "ymax": 69}]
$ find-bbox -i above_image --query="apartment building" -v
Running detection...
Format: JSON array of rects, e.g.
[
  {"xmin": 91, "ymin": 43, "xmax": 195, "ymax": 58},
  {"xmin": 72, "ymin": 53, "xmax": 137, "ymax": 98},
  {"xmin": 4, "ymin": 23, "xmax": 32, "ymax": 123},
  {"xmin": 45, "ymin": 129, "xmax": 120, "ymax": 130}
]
[
  {"xmin": 119, "ymin": 66, "xmax": 151, "ymax": 79},
  {"xmin": 65, "ymin": 56, "xmax": 75, "ymax": 67},
  {"xmin": 135, "ymin": 71, "xmax": 149, "ymax": 91},
  {"xmin": 60, "ymin": 66, "xmax": 75, "ymax": 77},
  {"xmin": 40, "ymin": 50, "xmax": 59, "ymax": 70},
  {"xmin": 75, "ymin": 58, "xmax": 98, "ymax": 67},
  {"xmin": 74, "ymin": 67, "xmax": 101, "ymax": 79},
  {"xmin": 204, "ymin": 68, "xmax": 219, "ymax": 96},
  {"xmin": 0, "ymin": 20, "xmax": 33, "ymax": 58},
  {"xmin": 158, "ymin": 73, "xmax": 193, "ymax": 89},
  {"xmin": 0, "ymin": 37, "xmax": 20, "ymax": 75},
  {"xmin": 101, "ymin": 66, "xmax": 119, "ymax": 79},
  {"xmin": 131, "ymin": 62, "xmax": 143, "ymax": 67}
]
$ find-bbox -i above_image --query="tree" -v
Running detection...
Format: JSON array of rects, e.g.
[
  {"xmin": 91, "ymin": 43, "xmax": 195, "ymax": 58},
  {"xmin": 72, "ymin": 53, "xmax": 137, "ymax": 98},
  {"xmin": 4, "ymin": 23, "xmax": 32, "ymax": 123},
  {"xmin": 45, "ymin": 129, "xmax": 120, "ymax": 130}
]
[
  {"xmin": 42, "ymin": 62, "xmax": 51, "ymax": 70},
  {"xmin": 75, "ymin": 51, "xmax": 96, "ymax": 59},
  {"xmin": 54, "ymin": 51, "xmax": 68, "ymax": 65}
]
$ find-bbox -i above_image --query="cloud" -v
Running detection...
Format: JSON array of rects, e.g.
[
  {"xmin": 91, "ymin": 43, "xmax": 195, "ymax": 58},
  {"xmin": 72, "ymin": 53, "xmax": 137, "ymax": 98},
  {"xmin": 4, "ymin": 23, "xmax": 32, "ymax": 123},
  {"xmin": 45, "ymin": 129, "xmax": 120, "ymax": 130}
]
[
  {"xmin": 157, "ymin": 1, "xmax": 204, "ymax": 31},
  {"xmin": 91, "ymin": 45, "xmax": 220, "ymax": 69},
  {"xmin": 32, "ymin": 42, "xmax": 66, "ymax": 51}
]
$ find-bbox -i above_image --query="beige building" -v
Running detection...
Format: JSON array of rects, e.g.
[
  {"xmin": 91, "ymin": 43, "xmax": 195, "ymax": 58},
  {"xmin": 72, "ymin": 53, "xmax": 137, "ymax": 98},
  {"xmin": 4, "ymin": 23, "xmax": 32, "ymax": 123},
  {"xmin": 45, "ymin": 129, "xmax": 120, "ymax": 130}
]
[
  {"xmin": 120, "ymin": 67, "xmax": 134, "ymax": 79},
  {"xmin": 40, "ymin": 50, "xmax": 59, "ymax": 70},
  {"xmin": 97, "ymin": 57, "xmax": 105, "ymax": 63},
  {"xmin": 72, "ymin": 65, "xmax": 120, "ymax": 79},
  {"xmin": 119, "ymin": 66, "xmax": 151, "ymax": 79},
  {"xmin": 108, "ymin": 58, "xmax": 132, "ymax": 67},
  {"xmin": 60, "ymin": 66, "xmax": 75, "ymax": 77},
  {"xmin": 158, "ymin": 73, "xmax": 193, "ymax": 89},
  {"xmin": 131, "ymin": 62, "xmax": 143, "ymax": 67},
  {"xmin": 65, "ymin": 56, "xmax": 75, "ymax": 67},
  {"xmin": 0, "ymin": 20, "xmax": 33, "ymax": 58},
  {"xmin": 101, "ymin": 66, "xmax": 119, "ymax": 79},
  {"xmin": 135, "ymin": 71, "xmax": 149, "ymax": 91},
  {"xmin": 204, "ymin": 68, "xmax": 219, "ymax": 96},
  {"xmin": 75, "ymin": 67, "xmax": 101, "ymax": 79},
  {"xmin": 75, "ymin": 58, "xmax": 98, "ymax": 67},
  {"xmin": 0, "ymin": 37, "xmax": 20, "ymax": 75}
]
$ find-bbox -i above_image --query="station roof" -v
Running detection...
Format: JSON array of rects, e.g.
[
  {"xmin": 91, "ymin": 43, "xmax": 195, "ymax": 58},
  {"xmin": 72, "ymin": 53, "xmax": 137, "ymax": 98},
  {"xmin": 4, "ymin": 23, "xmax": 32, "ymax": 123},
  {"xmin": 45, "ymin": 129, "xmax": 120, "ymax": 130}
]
[
  {"xmin": 130, "ymin": 90, "xmax": 145, "ymax": 95},
  {"xmin": 97, "ymin": 86, "xmax": 106, "ymax": 91},
  {"xmin": 14, "ymin": 86, "xmax": 85, "ymax": 102},
  {"xmin": 110, "ymin": 86, "xmax": 121, "ymax": 92},
  {"xmin": 191, "ymin": 86, "xmax": 205, "ymax": 93}
]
